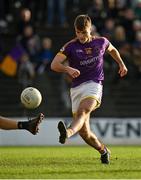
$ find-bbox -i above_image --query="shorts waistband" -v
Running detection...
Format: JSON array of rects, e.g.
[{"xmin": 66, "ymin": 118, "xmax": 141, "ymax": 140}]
[
  {"xmin": 93, "ymin": 80, "xmax": 103, "ymax": 85},
  {"xmin": 71, "ymin": 80, "xmax": 103, "ymax": 88}
]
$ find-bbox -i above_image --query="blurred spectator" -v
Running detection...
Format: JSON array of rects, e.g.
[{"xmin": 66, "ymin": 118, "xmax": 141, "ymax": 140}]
[
  {"xmin": 36, "ymin": 37, "xmax": 54, "ymax": 74},
  {"xmin": 18, "ymin": 53, "xmax": 35, "ymax": 88},
  {"xmin": 16, "ymin": 8, "xmax": 33, "ymax": 35},
  {"xmin": 132, "ymin": 31, "xmax": 141, "ymax": 79},
  {"xmin": 133, "ymin": 19, "xmax": 141, "ymax": 32},
  {"xmin": 113, "ymin": 25, "xmax": 127, "ymax": 48},
  {"xmin": 69, "ymin": 0, "xmax": 81, "ymax": 14},
  {"xmin": 120, "ymin": 8, "xmax": 135, "ymax": 42},
  {"xmin": 91, "ymin": 24, "xmax": 100, "ymax": 36},
  {"xmin": 113, "ymin": 26, "xmax": 136, "ymax": 81},
  {"xmin": 133, "ymin": 30, "xmax": 141, "ymax": 48},
  {"xmin": 134, "ymin": 0, "xmax": 141, "ymax": 19},
  {"xmin": 87, "ymin": 0, "xmax": 106, "ymax": 31},
  {"xmin": 67, "ymin": 0, "xmax": 91, "ymax": 23},
  {"xmin": 103, "ymin": 0, "xmax": 118, "ymax": 18},
  {"xmin": 19, "ymin": 0, "xmax": 46, "ymax": 26},
  {"xmin": 0, "ymin": 0, "xmax": 8, "ymax": 29},
  {"xmin": 132, "ymin": 19, "xmax": 141, "ymax": 42},
  {"xmin": 17, "ymin": 25, "xmax": 41, "ymax": 64},
  {"xmin": 46, "ymin": 0, "xmax": 68, "ymax": 28},
  {"xmin": 101, "ymin": 18, "xmax": 115, "ymax": 41},
  {"xmin": 130, "ymin": 0, "xmax": 141, "ymax": 8},
  {"xmin": 104, "ymin": 24, "xmax": 134, "ymax": 83}
]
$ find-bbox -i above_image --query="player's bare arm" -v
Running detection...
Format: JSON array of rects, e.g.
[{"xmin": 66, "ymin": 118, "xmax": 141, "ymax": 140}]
[
  {"xmin": 106, "ymin": 43, "xmax": 128, "ymax": 77},
  {"xmin": 51, "ymin": 54, "xmax": 80, "ymax": 78}
]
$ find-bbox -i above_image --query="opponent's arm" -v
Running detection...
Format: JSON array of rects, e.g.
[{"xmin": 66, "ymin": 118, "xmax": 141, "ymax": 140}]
[
  {"xmin": 51, "ymin": 53, "xmax": 80, "ymax": 78},
  {"xmin": 106, "ymin": 43, "xmax": 128, "ymax": 77}
]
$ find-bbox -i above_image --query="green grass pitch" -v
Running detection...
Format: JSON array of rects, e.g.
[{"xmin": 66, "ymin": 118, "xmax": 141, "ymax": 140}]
[{"xmin": 0, "ymin": 146, "xmax": 141, "ymax": 179}]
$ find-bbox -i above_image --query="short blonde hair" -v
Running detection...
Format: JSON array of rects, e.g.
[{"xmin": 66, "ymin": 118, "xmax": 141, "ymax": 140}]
[{"xmin": 74, "ymin": 14, "xmax": 92, "ymax": 31}]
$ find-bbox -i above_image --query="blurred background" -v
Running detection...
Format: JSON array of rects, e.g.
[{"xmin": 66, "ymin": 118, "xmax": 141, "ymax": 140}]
[{"xmin": 0, "ymin": 0, "xmax": 141, "ymax": 119}]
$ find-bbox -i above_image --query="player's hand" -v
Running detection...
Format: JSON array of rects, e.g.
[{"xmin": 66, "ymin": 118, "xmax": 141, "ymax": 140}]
[
  {"xmin": 66, "ymin": 66, "xmax": 80, "ymax": 78},
  {"xmin": 118, "ymin": 63, "xmax": 128, "ymax": 77}
]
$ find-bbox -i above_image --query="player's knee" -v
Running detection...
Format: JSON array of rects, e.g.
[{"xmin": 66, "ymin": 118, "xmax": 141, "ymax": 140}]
[{"xmin": 77, "ymin": 107, "xmax": 91, "ymax": 117}]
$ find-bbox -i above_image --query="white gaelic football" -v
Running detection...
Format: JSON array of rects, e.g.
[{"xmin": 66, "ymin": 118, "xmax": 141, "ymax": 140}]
[{"xmin": 20, "ymin": 87, "xmax": 42, "ymax": 109}]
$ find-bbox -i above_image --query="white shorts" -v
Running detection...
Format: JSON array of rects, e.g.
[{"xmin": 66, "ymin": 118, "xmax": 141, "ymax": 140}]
[{"xmin": 70, "ymin": 81, "xmax": 103, "ymax": 114}]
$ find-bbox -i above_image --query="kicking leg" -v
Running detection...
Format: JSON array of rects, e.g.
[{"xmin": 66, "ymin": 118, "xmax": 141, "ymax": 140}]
[
  {"xmin": 58, "ymin": 98, "xmax": 97, "ymax": 143},
  {"xmin": 79, "ymin": 116, "xmax": 110, "ymax": 164},
  {"xmin": 79, "ymin": 114, "xmax": 102, "ymax": 150}
]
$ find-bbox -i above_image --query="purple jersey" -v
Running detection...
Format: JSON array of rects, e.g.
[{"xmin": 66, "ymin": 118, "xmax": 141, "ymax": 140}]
[{"xmin": 59, "ymin": 37, "xmax": 110, "ymax": 87}]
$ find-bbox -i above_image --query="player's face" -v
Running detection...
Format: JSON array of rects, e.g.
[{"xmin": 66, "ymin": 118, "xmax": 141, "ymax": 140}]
[{"xmin": 75, "ymin": 27, "xmax": 91, "ymax": 44}]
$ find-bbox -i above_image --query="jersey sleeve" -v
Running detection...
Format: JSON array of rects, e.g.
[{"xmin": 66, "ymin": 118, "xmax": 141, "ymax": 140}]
[
  {"xmin": 58, "ymin": 43, "xmax": 71, "ymax": 58},
  {"xmin": 103, "ymin": 37, "xmax": 110, "ymax": 50}
]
